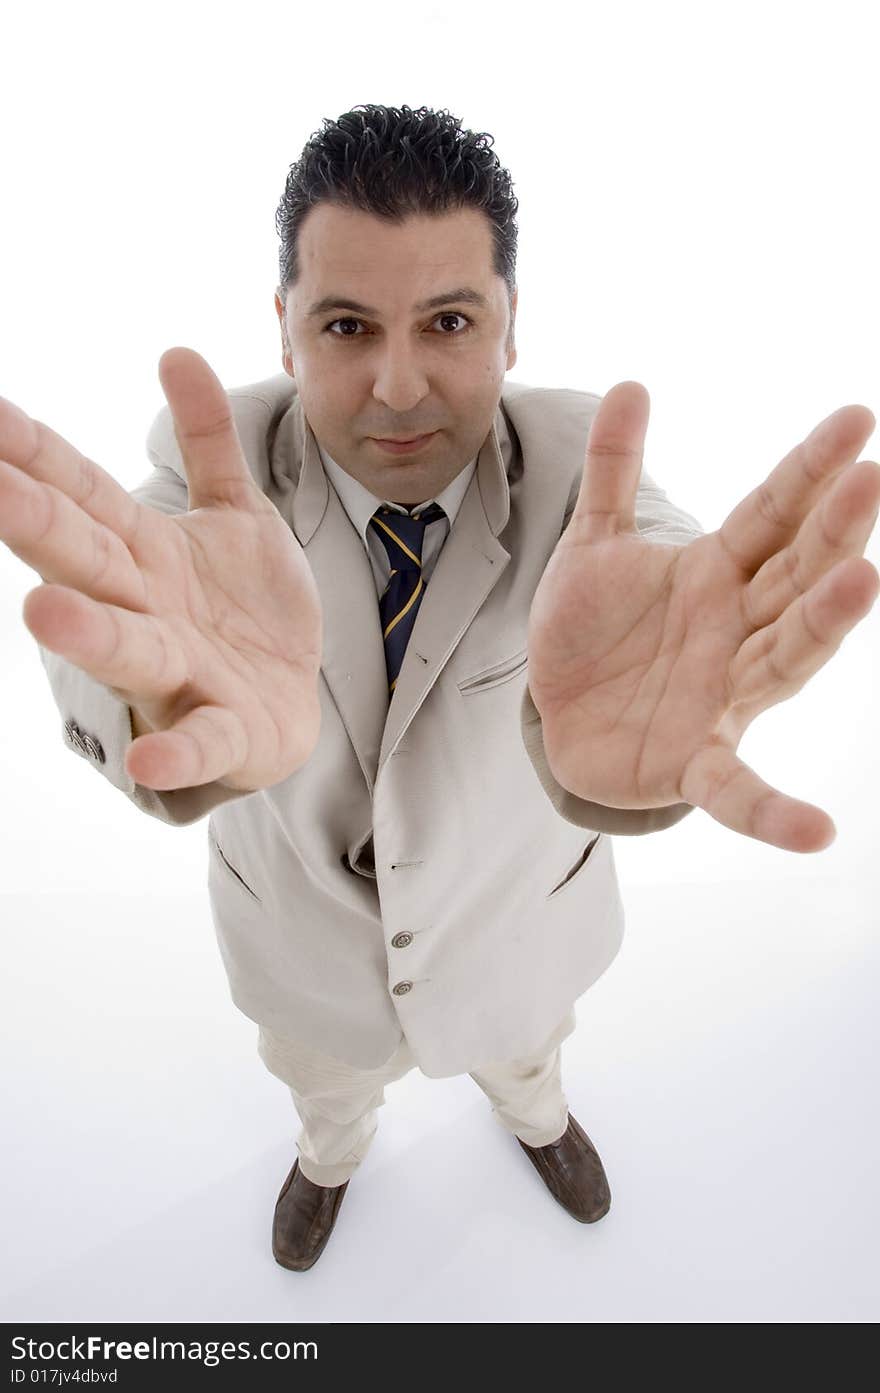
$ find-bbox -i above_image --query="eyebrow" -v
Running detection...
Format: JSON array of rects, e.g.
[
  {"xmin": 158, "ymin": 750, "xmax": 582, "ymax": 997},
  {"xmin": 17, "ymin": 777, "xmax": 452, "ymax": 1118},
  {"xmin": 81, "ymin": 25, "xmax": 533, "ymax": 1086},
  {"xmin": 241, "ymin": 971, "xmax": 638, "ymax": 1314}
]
[{"xmin": 305, "ymin": 286, "xmax": 491, "ymax": 319}]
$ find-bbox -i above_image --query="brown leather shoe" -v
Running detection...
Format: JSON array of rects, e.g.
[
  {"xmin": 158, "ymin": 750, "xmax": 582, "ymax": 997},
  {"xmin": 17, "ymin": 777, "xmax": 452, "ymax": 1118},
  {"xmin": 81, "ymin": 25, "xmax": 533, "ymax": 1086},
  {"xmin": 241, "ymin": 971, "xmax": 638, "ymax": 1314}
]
[
  {"xmin": 516, "ymin": 1112, "xmax": 611, "ymax": 1223},
  {"xmin": 272, "ymin": 1158, "xmax": 350, "ymax": 1271}
]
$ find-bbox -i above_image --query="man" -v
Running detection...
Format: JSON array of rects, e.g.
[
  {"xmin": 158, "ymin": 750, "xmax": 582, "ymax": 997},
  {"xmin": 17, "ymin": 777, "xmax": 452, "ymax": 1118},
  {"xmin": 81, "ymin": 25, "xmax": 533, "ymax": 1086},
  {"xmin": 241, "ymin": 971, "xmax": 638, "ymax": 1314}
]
[{"xmin": 1, "ymin": 103, "xmax": 877, "ymax": 1274}]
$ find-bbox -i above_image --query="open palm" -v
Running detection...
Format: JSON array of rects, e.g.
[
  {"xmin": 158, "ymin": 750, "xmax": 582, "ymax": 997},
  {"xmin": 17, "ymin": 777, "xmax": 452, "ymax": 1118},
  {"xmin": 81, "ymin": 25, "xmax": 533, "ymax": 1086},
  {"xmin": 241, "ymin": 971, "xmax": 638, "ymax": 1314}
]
[
  {"xmin": 527, "ymin": 382, "xmax": 880, "ymax": 851},
  {"xmin": 0, "ymin": 348, "xmax": 323, "ymax": 792}
]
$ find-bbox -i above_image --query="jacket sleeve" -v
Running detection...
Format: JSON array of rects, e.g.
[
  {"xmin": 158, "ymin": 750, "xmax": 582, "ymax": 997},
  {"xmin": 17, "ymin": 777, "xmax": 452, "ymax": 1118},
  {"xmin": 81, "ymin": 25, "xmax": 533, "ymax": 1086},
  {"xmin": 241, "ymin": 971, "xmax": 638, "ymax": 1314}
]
[
  {"xmin": 520, "ymin": 466, "xmax": 706, "ymax": 835},
  {"xmin": 34, "ymin": 443, "xmax": 253, "ymax": 828}
]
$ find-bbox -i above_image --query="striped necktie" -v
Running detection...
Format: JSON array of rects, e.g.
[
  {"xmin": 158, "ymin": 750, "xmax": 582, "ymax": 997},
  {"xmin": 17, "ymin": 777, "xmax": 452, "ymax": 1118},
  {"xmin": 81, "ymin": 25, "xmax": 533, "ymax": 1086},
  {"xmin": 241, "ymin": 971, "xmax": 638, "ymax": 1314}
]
[{"xmin": 369, "ymin": 501, "xmax": 447, "ymax": 696}]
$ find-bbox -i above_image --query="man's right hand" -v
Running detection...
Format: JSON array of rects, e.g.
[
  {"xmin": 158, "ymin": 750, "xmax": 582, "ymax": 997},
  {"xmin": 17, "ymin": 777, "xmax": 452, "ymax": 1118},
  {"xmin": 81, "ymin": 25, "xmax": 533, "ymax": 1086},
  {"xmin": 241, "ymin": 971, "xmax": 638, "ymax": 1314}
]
[{"xmin": 0, "ymin": 347, "xmax": 323, "ymax": 793}]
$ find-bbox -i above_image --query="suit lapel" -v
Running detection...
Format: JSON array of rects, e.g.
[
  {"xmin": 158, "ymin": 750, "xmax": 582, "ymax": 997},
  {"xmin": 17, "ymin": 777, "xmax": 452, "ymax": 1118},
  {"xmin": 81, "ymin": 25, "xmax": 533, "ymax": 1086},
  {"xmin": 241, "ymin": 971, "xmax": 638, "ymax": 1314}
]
[
  {"xmin": 378, "ymin": 414, "xmax": 512, "ymax": 767},
  {"xmin": 283, "ymin": 397, "xmax": 514, "ymax": 794}
]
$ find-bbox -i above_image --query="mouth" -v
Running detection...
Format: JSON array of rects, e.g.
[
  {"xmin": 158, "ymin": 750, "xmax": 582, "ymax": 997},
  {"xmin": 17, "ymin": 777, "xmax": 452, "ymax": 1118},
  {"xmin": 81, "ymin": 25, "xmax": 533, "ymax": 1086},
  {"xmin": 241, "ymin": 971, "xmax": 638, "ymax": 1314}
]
[{"xmin": 371, "ymin": 432, "xmax": 438, "ymax": 455}]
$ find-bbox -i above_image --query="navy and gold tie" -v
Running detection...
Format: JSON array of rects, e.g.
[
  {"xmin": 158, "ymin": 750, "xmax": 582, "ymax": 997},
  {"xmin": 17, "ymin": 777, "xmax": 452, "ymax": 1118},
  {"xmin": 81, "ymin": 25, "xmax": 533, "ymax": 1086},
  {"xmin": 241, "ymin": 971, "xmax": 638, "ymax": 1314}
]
[{"xmin": 369, "ymin": 502, "xmax": 446, "ymax": 695}]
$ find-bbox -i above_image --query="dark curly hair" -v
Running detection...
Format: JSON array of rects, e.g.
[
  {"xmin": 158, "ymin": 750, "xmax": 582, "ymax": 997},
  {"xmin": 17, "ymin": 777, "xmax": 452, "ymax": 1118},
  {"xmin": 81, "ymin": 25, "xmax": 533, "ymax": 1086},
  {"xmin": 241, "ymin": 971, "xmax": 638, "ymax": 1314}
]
[{"xmin": 275, "ymin": 103, "xmax": 519, "ymax": 339}]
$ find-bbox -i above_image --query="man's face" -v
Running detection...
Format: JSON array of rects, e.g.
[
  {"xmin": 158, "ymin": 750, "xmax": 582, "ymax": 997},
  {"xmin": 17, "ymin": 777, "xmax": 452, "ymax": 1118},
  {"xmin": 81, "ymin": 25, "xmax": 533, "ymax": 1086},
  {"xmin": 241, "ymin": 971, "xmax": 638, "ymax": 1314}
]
[{"xmin": 274, "ymin": 203, "xmax": 517, "ymax": 506}]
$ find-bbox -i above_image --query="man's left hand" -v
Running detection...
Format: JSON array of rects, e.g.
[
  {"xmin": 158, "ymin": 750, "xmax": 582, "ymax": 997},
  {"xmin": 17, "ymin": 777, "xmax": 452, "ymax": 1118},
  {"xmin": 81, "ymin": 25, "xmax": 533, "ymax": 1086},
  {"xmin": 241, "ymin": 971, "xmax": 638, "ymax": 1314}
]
[{"xmin": 526, "ymin": 382, "xmax": 879, "ymax": 851}]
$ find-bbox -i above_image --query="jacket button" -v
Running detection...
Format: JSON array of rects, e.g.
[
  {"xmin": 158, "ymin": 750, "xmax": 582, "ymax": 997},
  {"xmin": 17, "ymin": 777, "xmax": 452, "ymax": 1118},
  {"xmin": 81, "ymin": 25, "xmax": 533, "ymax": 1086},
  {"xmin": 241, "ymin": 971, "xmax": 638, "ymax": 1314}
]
[
  {"xmin": 392, "ymin": 981, "xmax": 413, "ymax": 996},
  {"xmin": 391, "ymin": 932, "xmax": 413, "ymax": 948},
  {"xmin": 82, "ymin": 734, "xmax": 99, "ymax": 760}
]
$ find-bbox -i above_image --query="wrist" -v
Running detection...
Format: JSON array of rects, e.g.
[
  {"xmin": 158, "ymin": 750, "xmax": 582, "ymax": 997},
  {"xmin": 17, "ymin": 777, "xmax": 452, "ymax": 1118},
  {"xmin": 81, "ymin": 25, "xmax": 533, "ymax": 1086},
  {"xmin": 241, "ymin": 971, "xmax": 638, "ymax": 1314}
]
[{"xmin": 129, "ymin": 707, "xmax": 154, "ymax": 740}]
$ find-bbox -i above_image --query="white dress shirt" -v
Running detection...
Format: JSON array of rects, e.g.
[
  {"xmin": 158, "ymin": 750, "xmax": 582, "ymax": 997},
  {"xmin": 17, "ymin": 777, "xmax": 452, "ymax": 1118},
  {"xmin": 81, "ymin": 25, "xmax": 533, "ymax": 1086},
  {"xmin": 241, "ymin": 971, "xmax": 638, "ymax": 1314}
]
[{"xmin": 317, "ymin": 443, "xmax": 478, "ymax": 597}]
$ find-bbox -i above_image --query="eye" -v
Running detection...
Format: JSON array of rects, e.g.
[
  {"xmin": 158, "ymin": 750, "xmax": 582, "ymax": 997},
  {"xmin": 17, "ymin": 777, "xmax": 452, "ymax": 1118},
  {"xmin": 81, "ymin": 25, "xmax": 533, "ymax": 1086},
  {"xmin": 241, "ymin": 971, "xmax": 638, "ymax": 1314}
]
[
  {"xmin": 324, "ymin": 317, "xmax": 366, "ymax": 337},
  {"xmin": 323, "ymin": 312, "xmax": 473, "ymax": 338},
  {"xmin": 431, "ymin": 312, "xmax": 472, "ymax": 334}
]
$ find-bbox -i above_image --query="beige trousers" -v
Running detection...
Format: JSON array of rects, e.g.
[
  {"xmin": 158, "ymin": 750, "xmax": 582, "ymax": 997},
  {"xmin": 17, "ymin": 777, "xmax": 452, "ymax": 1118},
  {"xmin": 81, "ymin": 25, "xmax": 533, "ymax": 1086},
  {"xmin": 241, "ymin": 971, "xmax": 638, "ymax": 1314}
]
[{"xmin": 257, "ymin": 1009, "xmax": 578, "ymax": 1187}]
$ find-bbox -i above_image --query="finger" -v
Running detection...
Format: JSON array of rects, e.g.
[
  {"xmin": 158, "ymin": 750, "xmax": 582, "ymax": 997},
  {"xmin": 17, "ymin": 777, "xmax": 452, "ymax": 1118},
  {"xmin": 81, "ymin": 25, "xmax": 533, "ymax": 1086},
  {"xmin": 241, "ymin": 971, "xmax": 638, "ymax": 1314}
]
[
  {"xmin": 681, "ymin": 742, "xmax": 836, "ymax": 852},
  {"xmin": 729, "ymin": 554, "xmax": 879, "ymax": 708},
  {"xmin": 568, "ymin": 381, "xmax": 649, "ymax": 541},
  {"xmin": 125, "ymin": 704, "xmax": 248, "ymax": 791},
  {"xmin": 0, "ymin": 454, "xmax": 145, "ymax": 609},
  {"xmin": 719, "ymin": 402, "xmax": 875, "ymax": 575},
  {"xmin": 22, "ymin": 582, "xmax": 188, "ymax": 700},
  {"xmin": 745, "ymin": 459, "xmax": 880, "ymax": 629},
  {"xmin": 23, "ymin": 581, "xmax": 250, "ymax": 792},
  {"xmin": 157, "ymin": 347, "xmax": 256, "ymax": 510},
  {"xmin": 0, "ymin": 391, "xmax": 157, "ymax": 603},
  {"xmin": 0, "ymin": 392, "xmax": 147, "ymax": 546}
]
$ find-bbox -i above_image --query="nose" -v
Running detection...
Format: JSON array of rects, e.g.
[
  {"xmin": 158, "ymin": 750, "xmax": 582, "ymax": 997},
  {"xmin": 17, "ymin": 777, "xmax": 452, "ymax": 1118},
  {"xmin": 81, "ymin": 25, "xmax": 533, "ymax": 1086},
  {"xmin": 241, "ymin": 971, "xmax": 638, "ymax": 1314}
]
[{"xmin": 371, "ymin": 337, "xmax": 430, "ymax": 415}]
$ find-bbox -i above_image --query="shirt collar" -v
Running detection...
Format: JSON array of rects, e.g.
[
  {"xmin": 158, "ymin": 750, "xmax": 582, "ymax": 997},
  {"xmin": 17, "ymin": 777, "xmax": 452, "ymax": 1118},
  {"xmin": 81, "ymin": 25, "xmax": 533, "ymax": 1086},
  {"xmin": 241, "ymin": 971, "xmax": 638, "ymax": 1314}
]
[{"xmin": 317, "ymin": 441, "xmax": 477, "ymax": 546}]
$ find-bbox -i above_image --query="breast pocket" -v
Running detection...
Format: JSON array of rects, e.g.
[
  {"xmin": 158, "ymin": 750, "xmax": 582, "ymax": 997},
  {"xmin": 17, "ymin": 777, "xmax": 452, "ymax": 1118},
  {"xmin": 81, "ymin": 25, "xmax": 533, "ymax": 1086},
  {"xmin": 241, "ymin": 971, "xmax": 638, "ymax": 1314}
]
[
  {"xmin": 208, "ymin": 828, "xmax": 262, "ymax": 904},
  {"xmin": 457, "ymin": 648, "xmax": 528, "ymax": 695},
  {"xmin": 547, "ymin": 833, "xmax": 602, "ymax": 900}
]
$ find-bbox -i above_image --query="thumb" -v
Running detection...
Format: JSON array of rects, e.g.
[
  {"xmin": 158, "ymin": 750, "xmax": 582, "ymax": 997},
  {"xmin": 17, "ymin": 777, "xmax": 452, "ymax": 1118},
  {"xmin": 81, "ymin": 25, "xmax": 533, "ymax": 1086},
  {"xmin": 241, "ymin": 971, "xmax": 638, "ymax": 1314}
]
[
  {"xmin": 158, "ymin": 347, "xmax": 256, "ymax": 511},
  {"xmin": 681, "ymin": 741, "xmax": 837, "ymax": 851},
  {"xmin": 569, "ymin": 381, "xmax": 650, "ymax": 540}
]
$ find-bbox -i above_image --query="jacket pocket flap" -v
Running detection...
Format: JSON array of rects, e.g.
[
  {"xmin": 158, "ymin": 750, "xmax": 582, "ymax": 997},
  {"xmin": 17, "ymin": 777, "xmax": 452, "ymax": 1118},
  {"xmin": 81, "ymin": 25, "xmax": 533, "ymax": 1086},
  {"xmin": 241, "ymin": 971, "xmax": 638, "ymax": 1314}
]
[
  {"xmin": 208, "ymin": 829, "xmax": 262, "ymax": 903},
  {"xmin": 457, "ymin": 648, "xmax": 528, "ymax": 694},
  {"xmin": 547, "ymin": 833, "xmax": 602, "ymax": 898}
]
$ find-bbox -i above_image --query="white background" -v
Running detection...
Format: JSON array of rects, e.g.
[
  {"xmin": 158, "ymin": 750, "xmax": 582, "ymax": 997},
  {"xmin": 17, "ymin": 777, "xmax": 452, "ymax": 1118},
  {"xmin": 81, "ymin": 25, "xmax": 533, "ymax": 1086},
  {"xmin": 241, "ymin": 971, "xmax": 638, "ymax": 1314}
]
[{"xmin": 1, "ymin": 0, "xmax": 877, "ymax": 1323}]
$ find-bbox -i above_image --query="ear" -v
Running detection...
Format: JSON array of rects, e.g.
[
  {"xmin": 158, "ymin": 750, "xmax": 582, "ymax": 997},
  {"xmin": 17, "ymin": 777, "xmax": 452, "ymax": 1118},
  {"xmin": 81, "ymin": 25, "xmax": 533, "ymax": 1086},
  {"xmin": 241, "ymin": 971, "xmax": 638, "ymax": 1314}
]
[
  {"xmin": 506, "ymin": 287, "xmax": 518, "ymax": 370},
  {"xmin": 274, "ymin": 291, "xmax": 295, "ymax": 377}
]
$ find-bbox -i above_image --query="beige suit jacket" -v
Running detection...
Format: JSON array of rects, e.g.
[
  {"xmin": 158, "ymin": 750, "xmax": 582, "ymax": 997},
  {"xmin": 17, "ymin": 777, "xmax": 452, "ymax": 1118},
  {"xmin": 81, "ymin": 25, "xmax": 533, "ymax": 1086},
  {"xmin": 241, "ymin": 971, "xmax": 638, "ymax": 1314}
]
[{"xmin": 38, "ymin": 373, "xmax": 704, "ymax": 1077}]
